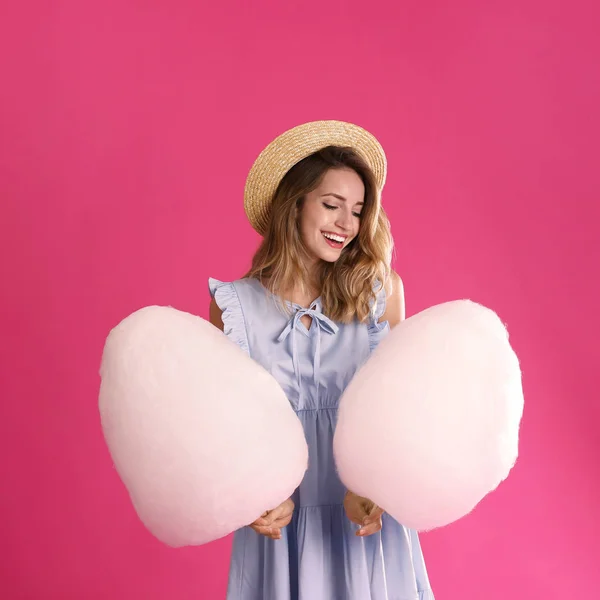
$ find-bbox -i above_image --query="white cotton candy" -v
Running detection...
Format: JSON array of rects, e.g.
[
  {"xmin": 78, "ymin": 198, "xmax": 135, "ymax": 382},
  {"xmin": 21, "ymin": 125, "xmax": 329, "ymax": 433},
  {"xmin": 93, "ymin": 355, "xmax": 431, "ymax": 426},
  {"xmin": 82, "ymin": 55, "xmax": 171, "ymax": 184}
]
[
  {"xmin": 99, "ymin": 306, "xmax": 308, "ymax": 547},
  {"xmin": 333, "ymin": 300, "xmax": 524, "ymax": 531}
]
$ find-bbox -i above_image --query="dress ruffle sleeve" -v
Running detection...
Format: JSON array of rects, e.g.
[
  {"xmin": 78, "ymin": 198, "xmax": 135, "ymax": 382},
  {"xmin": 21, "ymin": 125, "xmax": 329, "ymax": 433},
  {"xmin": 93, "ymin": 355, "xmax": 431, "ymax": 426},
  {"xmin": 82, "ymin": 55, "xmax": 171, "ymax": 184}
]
[{"xmin": 208, "ymin": 277, "xmax": 250, "ymax": 355}]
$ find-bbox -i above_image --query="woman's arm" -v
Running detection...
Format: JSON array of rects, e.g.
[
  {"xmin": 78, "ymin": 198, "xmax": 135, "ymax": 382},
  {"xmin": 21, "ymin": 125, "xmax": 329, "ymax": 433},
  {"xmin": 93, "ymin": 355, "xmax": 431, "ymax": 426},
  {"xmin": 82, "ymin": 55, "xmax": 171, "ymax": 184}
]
[
  {"xmin": 209, "ymin": 298, "xmax": 224, "ymax": 331},
  {"xmin": 381, "ymin": 270, "xmax": 405, "ymax": 328}
]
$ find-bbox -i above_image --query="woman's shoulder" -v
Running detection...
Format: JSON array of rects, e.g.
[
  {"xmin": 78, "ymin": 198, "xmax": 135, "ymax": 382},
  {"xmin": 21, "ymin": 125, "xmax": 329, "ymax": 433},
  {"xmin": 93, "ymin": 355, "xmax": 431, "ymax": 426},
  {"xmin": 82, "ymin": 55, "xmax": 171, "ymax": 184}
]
[
  {"xmin": 207, "ymin": 276, "xmax": 261, "ymax": 351},
  {"xmin": 207, "ymin": 276, "xmax": 256, "ymax": 332}
]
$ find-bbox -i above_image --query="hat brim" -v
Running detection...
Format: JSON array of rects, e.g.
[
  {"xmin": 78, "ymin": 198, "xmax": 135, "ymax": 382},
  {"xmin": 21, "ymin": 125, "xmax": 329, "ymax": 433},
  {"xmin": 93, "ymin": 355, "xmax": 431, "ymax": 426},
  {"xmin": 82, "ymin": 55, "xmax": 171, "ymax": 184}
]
[{"xmin": 244, "ymin": 120, "xmax": 387, "ymax": 236}]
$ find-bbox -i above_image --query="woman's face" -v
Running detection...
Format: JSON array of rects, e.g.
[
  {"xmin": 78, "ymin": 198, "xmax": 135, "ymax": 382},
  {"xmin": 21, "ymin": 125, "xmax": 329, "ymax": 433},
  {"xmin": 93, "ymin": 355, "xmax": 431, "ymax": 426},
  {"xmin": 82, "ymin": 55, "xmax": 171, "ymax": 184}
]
[{"xmin": 298, "ymin": 167, "xmax": 365, "ymax": 264}]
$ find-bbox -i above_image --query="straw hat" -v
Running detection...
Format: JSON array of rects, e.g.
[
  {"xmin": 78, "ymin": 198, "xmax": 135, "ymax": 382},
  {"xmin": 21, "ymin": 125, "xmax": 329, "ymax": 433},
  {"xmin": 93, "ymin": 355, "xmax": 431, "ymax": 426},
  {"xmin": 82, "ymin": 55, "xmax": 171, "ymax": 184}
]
[{"xmin": 244, "ymin": 120, "xmax": 387, "ymax": 235}]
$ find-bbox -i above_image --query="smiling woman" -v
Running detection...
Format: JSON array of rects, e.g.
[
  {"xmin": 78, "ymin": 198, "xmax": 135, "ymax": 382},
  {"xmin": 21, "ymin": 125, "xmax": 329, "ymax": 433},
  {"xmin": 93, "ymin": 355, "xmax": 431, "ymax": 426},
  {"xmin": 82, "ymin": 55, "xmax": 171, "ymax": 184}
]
[{"xmin": 208, "ymin": 120, "xmax": 433, "ymax": 600}]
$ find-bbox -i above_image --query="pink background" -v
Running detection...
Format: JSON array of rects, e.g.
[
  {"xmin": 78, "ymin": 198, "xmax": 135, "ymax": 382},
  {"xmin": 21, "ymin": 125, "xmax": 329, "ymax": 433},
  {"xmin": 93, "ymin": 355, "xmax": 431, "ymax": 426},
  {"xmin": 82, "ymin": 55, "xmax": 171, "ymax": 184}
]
[{"xmin": 1, "ymin": 1, "xmax": 598, "ymax": 598}]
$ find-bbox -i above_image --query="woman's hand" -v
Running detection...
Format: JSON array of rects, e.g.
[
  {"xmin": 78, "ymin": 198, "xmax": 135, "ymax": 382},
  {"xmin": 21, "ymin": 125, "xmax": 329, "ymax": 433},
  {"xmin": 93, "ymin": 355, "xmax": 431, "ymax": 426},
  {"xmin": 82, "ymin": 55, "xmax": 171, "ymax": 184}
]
[
  {"xmin": 249, "ymin": 498, "xmax": 295, "ymax": 540},
  {"xmin": 344, "ymin": 491, "xmax": 384, "ymax": 537}
]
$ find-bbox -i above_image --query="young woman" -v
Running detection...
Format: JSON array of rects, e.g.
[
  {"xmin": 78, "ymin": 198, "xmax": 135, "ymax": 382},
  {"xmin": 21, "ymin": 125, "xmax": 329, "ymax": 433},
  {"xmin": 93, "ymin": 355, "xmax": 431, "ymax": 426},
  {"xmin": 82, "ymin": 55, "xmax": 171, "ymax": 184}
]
[{"xmin": 209, "ymin": 121, "xmax": 434, "ymax": 600}]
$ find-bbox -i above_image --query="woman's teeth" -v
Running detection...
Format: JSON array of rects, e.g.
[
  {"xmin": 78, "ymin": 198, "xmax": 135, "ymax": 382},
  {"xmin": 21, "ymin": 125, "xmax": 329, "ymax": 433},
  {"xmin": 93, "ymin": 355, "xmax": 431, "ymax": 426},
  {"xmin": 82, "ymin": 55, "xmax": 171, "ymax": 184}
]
[{"xmin": 322, "ymin": 233, "xmax": 345, "ymax": 243}]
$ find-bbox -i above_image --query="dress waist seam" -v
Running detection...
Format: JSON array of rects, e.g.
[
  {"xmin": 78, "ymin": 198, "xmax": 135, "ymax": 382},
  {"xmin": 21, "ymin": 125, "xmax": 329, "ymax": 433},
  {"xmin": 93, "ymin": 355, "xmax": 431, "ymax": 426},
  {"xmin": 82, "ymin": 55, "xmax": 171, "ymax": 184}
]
[{"xmin": 296, "ymin": 502, "xmax": 344, "ymax": 509}]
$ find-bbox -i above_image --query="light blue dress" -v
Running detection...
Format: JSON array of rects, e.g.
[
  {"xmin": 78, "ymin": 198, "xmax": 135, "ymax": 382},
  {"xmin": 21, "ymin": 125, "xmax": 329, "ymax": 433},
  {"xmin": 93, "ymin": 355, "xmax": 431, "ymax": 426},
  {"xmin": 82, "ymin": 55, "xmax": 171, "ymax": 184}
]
[{"xmin": 209, "ymin": 276, "xmax": 434, "ymax": 600}]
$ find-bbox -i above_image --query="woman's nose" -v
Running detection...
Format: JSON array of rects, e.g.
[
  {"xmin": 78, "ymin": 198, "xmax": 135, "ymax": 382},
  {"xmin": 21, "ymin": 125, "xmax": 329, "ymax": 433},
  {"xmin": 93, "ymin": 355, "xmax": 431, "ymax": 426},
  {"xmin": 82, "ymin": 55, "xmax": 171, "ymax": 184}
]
[{"xmin": 335, "ymin": 208, "xmax": 353, "ymax": 230}]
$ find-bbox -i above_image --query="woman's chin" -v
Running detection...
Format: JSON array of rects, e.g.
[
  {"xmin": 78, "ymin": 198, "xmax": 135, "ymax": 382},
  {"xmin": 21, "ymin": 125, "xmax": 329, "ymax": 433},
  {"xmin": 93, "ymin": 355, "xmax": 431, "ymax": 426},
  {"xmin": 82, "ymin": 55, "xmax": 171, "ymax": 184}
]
[{"xmin": 303, "ymin": 242, "xmax": 345, "ymax": 266}]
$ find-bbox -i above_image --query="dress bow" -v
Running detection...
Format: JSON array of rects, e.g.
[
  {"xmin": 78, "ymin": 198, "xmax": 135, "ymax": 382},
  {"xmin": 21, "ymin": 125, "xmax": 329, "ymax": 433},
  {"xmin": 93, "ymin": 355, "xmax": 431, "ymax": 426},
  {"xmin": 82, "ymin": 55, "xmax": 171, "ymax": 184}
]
[{"xmin": 277, "ymin": 303, "xmax": 338, "ymax": 401}]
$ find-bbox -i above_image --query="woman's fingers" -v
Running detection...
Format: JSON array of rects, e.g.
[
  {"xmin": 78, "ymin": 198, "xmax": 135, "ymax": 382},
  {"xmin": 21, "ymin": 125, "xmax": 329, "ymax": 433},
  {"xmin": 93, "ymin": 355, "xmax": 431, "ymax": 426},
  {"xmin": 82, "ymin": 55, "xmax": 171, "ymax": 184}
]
[
  {"xmin": 357, "ymin": 503, "xmax": 384, "ymax": 536},
  {"xmin": 344, "ymin": 492, "xmax": 372, "ymax": 525},
  {"xmin": 256, "ymin": 498, "xmax": 294, "ymax": 526},
  {"xmin": 264, "ymin": 505, "xmax": 284, "ymax": 522},
  {"xmin": 271, "ymin": 499, "xmax": 294, "ymax": 520},
  {"xmin": 254, "ymin": 510, "xmax": 269, "ymax": 525},
  {"xmin": 250, "ymin": 498, "xmax": 294, "ymax": 540},
  {"xmin": 251, "ymin": 513, "xmax": 293, "ymax": 540},
  {"xmin": 363, "ymin": 505, "xmax": 384, "ymax": 525},
  {"xmin": 249, "ymin": 499, "xmax": 295, "ymax": 540},
  {"xmin": 252, "ymin": 509, "xmax": 279, "ymax": 527},
  {"xmin": 356, "ymin": 517, "xmax": 383, "ymax": 537},
  {"xmin": 343, "ymin": 492, "xmax": 385, "ymax": 537},
  {"xmin": 272, "ymin": 513, "xmax": 293, "ymax": 528},
  {"xmin": 250, "ymin": 523, "xmax": 281, "ymax": 540}
]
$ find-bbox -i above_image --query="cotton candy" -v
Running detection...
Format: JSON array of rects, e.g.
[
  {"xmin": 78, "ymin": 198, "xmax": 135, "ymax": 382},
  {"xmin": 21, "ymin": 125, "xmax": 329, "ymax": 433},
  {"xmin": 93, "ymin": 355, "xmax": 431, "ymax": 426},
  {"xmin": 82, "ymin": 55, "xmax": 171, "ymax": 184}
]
[
  {"xmin": 99, "ymin": 306, "xmax": 308, "ymax": 547},
  {"xmin": 333, "ymin": 300, "xmax": 524, "ymax": 531}
]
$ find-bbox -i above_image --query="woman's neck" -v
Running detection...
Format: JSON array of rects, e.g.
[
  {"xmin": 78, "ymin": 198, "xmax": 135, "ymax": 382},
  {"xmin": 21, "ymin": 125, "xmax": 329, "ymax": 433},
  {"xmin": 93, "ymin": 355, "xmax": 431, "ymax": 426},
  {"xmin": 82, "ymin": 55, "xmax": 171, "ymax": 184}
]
[
  {"xmin": 280, "ymin": 270, "xmax": 321, "ymax": 308},
  {"xmin": 290, "ymin": 286, "xmax": 320, "ymax": 307}
]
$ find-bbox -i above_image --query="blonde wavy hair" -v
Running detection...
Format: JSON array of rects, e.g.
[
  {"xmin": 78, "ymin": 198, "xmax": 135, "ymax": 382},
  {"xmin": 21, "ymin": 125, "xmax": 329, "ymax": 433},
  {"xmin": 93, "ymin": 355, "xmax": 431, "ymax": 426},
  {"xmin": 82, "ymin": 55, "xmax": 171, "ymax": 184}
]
[{"xmin": 245, "ymin": 146, "xmax": 393, "ymax": 323}]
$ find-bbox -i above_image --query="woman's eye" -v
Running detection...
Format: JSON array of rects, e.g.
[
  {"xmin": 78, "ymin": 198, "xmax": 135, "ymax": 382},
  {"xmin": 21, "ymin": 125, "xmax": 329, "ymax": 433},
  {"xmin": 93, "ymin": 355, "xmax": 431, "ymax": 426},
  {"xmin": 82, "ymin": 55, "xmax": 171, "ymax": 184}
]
[
  {"xmin": 323, "ymin": 203, "xmax": 337, "ymax": 210},
  {"xmin": 353, "ymin": 212, "xmax": 362, "ymax": 218}
]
